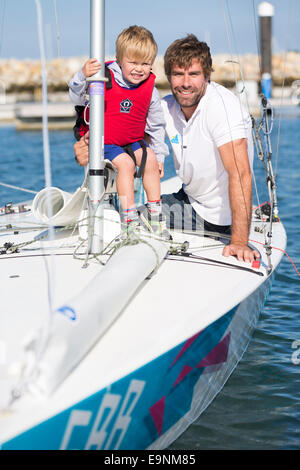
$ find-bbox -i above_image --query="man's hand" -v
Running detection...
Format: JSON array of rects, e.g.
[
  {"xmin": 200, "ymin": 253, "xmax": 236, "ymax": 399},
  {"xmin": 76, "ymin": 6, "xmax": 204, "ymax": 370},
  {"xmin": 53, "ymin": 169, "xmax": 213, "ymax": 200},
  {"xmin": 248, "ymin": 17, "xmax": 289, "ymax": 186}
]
[
  {"xmin": 82, "ymin": 58, "xmax": 101, "ymax": 77},
  {"xmin": 74, "ymin": 132, "xmax": 89, "ymax": 166},
  {"xmin": 222, "ymin": 243, "xmax": 260, "ymax": 263}
]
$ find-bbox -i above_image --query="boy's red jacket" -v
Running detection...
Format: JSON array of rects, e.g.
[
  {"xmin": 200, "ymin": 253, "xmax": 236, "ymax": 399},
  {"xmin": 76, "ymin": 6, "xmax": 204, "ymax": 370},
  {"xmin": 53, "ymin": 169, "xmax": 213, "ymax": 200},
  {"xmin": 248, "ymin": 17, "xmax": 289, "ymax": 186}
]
[{"xmin": 74, "ymin": 66, "xmax": 155, "ymax": 146}]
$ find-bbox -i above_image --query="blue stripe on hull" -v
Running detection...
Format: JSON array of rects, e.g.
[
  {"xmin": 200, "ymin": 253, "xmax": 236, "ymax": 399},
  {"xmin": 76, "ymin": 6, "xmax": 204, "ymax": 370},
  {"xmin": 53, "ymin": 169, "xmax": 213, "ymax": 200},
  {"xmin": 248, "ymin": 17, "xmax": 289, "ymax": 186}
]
[{"xmin": 2, "ymin": 277, "xmax": 271, "ymax": 450}]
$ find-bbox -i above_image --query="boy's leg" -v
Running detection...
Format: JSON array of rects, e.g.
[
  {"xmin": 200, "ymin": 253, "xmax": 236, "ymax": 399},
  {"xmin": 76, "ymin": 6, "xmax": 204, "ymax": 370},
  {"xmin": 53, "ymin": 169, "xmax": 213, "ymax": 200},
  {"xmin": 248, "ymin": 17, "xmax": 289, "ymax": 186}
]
[
  {"xmin": 134, "ymin": 145, "xmax": 171, "ymax": 239},
  {"xmin": 134, "ymin": 146, "xmax": 162, "ymax": 218},
  {"xmin": 105, "ymin": 144, "xmax": 136, "ymax": 210},
  {"xmin": 134, "ymin": 146, "xmax": 161, "ymax": 202},
  {"xmin": 112, "ymin": 153, "xmax": 141, "ymax": 229},
  {"xmin": 105, "ymin": 145, "xmax": 138, "ymax": 231},
  {"xmin": 112, "ymin": 153, "xmax": 136, "ymax": 209}
]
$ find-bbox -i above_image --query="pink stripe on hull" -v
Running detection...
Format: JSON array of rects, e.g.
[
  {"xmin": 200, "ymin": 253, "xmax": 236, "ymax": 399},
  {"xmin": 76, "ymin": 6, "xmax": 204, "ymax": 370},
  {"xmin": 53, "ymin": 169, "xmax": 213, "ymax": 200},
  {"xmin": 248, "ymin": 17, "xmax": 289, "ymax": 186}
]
[{"xmin": 149, "ymin": 396, "xmax": 166, "ymax": 436}]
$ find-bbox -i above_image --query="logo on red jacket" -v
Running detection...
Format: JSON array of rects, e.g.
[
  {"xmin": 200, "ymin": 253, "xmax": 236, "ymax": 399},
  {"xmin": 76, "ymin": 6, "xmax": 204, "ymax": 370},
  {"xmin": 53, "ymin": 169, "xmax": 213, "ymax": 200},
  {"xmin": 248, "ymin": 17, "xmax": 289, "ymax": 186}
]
[{"xmin": 120, "ymin": 98, "xmax": 133, "ymax": 113}]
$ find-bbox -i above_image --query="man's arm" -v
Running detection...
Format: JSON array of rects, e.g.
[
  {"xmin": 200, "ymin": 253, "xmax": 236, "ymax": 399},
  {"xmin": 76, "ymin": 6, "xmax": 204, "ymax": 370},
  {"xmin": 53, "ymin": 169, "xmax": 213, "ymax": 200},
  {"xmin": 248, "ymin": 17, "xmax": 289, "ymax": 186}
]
[{"xmin": 218, "ymin": 138, "xmax": 260, "ymax": 263}]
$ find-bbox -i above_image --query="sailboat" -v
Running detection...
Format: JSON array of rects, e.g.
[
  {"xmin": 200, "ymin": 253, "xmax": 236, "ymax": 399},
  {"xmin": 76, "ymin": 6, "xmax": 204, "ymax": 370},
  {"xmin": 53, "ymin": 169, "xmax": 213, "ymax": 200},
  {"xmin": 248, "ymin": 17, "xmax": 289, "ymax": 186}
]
[{"xmin": 0, "ymin": 0, "xmax": 286, "ymax": 450}]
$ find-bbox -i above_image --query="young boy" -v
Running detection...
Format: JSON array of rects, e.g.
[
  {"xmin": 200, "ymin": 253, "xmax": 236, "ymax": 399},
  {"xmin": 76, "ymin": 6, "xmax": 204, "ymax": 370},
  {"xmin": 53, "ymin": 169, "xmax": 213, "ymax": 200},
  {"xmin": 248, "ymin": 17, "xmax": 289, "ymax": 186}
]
[{"xmin": 69, "ymin": 25, "xmax": 169, "ymax": 237}]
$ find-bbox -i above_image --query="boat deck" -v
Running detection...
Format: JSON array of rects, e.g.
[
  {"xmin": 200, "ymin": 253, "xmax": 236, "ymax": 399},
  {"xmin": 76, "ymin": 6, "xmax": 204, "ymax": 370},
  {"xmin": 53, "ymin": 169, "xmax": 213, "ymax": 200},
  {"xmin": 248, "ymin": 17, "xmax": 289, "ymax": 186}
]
[{"xmin": 0, "ymin": 179, "xmax": 287, "ymax": 448}]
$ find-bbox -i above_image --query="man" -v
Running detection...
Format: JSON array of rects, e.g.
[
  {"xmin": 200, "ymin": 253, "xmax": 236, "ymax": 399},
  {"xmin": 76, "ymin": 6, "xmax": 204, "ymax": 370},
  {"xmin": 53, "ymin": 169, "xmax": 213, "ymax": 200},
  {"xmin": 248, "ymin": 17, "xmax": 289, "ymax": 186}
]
[
  {"xmin": 161, "ymin": 34, "xmax": 259, "ymax": 263},
  {"xmin": 74, "ymin": 34, "xmax": 259, "ymax": 263}
]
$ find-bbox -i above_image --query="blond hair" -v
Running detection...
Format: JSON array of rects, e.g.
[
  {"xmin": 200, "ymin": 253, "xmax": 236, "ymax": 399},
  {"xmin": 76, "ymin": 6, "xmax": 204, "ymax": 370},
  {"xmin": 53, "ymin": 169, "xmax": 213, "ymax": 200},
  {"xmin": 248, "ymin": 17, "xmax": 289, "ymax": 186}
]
[{"xmin": 116, "ymin": 25, "xmax": 158, "ymax": 64}]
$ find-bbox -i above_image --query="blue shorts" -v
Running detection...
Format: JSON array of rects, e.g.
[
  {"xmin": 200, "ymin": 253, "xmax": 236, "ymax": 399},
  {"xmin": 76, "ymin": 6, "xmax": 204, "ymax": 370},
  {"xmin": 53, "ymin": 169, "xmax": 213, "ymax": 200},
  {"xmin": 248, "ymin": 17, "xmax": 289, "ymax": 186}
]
[{"xmin": 104, "ymin": 140, "xmax": 148, "ymax": 162}]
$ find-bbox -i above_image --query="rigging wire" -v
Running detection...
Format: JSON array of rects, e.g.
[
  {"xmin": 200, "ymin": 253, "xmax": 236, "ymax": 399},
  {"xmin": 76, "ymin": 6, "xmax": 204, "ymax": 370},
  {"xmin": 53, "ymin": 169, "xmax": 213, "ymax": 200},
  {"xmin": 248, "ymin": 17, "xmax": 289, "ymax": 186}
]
[
  {"xmin": 219, "ymin": 0, "xmax": 252, "ymax": 230},
  {"xmin": 223, "ymin": 0, "xmax": 249, "ymax": 104},
  {"xmin": 251, "ymin": 0, "xmax": 292, "ymax": 186},
  {"xmin": 8, "ymin": 0, "xmax": 56, "ymax": 405},
  {"xmin": 249, "ymin": 1, "xmax": 268, "ymax": 222},
  {"xmin": 35, "ymin": 1, "xmax": 52, "ymax": 197},
  {"xmin": 15, "ymin": 0, "xmax": 57, "ymax": 399},
  {"xmin": 222, "ymin": 0, "xmax": 255, "ymax": 150},
  {"xmin": 52, "ymin": 0, "xmax": 71, "ymax": 89},
  {"xmin": 251, "ymin": 0, "xmax": 262, "ymax": 78},
  {"xmin": 53, "ymin": 0, "xmax": 61, "ymax": 58},
  {"xmin": 220, "ymin": 0, "xmax": 283, "ymax": 274},
  {"xmin": 274, "ymin": 0, "xmax": 293, "ymax": 180},
  {"xmin": 0, "ymin": 181, "xmax": 38, "ymax": 194},
  {"xmin": 249, "ymin": 1, "xmax": 277, "ymax": 273}
]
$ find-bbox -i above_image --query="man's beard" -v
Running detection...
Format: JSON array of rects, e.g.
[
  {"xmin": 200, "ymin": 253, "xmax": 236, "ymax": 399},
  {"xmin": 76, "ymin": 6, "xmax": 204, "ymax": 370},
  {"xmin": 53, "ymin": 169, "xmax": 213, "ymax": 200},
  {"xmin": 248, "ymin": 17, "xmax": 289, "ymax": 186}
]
[{"xmin": 172, "ymin": 82, "xmax": 207, "ymax": 108}]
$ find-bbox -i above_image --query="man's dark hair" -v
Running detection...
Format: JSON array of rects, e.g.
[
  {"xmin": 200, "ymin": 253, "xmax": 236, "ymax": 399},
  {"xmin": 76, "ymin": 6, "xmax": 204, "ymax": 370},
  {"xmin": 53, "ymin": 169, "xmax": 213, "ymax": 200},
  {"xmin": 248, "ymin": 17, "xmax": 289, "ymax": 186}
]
[{"xmin": 164, "ymin": 34, "xmax": 214, "ymax": 79}]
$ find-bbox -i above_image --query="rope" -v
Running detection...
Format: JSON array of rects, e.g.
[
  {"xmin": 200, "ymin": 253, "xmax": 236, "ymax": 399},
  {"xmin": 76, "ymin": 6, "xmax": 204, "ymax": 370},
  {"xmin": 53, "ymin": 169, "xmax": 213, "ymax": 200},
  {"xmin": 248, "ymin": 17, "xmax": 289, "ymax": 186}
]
[
  {"xmin": 73, "ymin": 213, "xmax": 175, "ymax": 273},
  {"xmin": 0, "ymin": 205, "xmax": 173, "ymax": 274},
  {"xmin": 167, "ymin": 251, "xmax": 264, "ymax": 277},
  {"xmin": 1, "ymin": 204, "xmax": 272, "ymax": 262},
  {"xmin": 249, "ymin": 239, "xmax": 300, "ymax": 278}
]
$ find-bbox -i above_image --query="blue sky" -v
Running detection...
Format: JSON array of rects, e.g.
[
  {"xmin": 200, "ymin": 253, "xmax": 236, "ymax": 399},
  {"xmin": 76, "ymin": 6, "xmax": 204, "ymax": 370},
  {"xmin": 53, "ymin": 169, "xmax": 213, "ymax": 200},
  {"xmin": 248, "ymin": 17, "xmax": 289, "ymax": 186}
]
[{"xmin": 0, "ymin": 0, "xmax": 299, "ymax": 60}]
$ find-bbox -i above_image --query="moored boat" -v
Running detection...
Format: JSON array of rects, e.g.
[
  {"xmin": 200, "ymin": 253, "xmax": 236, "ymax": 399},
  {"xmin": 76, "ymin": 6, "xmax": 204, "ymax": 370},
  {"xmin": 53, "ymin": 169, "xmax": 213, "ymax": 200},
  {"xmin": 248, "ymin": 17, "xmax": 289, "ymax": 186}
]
[
  {"xmin": 0, "ymin": 173, "xmax": 286, "ymax": 449},
  {"xmin": 0, "ymin": 0, "xmax": 287, "ymax": 451}
]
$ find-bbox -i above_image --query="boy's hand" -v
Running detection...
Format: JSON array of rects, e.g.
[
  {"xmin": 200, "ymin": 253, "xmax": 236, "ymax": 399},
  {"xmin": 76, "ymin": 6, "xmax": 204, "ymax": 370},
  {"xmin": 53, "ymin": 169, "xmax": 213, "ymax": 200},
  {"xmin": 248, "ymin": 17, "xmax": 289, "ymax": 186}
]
[
  {"xmin": 82, "ymin": 58, "xmax": 101, "ymax": 77},
  {"xmin": 158, "ymin": 162, "xmax": 164, "ymax": 178}
]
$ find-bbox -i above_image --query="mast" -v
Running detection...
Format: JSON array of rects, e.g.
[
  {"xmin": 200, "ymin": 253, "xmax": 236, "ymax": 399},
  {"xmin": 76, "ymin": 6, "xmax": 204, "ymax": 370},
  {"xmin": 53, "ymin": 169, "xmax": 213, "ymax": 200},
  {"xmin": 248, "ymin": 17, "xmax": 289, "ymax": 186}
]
[{"xmin": 87, "ymin": 0, "xmax": 106, "ymax": 254}]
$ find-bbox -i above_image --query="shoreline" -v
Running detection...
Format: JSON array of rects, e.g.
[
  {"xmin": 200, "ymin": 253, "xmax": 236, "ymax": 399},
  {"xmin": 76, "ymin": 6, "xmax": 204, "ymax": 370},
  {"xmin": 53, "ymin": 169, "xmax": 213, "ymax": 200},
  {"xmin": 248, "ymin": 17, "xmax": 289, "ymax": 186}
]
[
  {"xmin": 0, "ymin": 88, "xmax": 299, "ymax": 130},
  {"xmin": 0, "ymin": 53, "xmax": 300, "ymax": 93},
  {"xmin": 0, "ymin": 53, "xmax": 300, "ymax": 128}
]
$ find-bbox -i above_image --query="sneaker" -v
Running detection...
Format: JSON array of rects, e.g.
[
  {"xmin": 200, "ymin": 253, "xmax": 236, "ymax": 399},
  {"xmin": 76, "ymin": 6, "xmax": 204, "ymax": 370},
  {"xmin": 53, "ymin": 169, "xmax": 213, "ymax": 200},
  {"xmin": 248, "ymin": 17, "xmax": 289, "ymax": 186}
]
[
  {"xmin": 147, "ymin": 212, "xmax": 172, "ymax": 241},
  {"xmin": 121, "ymin": 218, "xmax": 142, "ymax": 239}
]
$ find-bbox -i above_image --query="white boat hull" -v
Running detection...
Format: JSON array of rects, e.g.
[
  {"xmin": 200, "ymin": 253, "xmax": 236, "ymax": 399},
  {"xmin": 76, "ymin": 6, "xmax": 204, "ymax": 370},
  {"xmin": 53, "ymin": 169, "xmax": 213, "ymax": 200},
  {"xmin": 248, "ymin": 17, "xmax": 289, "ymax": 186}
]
[
  {"xmin": 0, "ymin": 276, "xmax": 272, "ymax": 450},
  {"xmin": 0, "ymin": 178, "xmax": 286, "ymax": 450}
]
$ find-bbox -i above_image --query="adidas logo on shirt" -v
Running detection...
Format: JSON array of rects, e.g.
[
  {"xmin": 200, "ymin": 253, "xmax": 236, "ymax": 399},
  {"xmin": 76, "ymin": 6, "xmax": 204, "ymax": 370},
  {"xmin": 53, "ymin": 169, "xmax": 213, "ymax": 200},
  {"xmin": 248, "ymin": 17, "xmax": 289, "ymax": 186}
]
[{"xmin": 171, "ymin": 134, "xmax": 180, "ymax": 144}]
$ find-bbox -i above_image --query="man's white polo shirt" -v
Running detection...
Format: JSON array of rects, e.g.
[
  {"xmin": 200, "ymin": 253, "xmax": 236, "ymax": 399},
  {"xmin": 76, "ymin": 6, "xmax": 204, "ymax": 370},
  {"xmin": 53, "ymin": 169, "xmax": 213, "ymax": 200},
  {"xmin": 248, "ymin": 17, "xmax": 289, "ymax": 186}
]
[{"xmin": 161, "ymin": 82, "xmax": 253, "ymax": 225}]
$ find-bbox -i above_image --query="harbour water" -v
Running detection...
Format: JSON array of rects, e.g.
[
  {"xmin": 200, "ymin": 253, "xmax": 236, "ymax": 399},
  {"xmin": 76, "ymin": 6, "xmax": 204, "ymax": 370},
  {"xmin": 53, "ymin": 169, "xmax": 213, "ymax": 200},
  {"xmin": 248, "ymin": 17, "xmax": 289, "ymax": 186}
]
[
  {"xmin": 0, "ymin": 113, "xmax": 299, "ymax": 450},
  {"xmin": 169, "ymin": 113, "xmax": 300, "ymax": 450}
]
